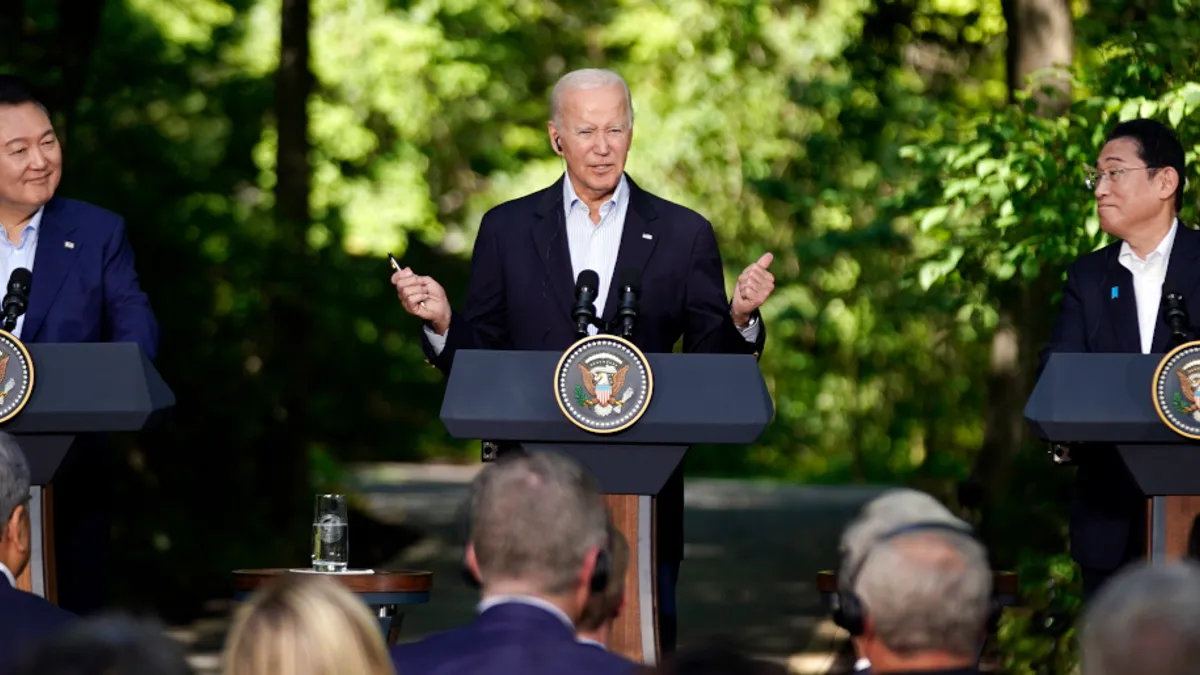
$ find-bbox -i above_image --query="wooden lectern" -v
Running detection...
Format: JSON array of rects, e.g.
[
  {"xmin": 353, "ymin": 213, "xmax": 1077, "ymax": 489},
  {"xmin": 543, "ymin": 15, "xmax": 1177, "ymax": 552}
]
[
  {"xmin": 1026, "ymin": 352, "xmax": 1200, "ymax": 560},
  {"xmin": 2, "ymin": 343, "xmax": 174, "ymax": 600},
  {"xmin": 440, "ymin": 349, "xmax": 773, "ymax": 665}
]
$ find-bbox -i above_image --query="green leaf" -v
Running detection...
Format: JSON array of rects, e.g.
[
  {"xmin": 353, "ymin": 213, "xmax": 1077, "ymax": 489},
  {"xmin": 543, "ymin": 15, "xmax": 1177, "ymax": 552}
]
[{"xmin": 919, "ymin": 205, "xmax": 951, "ymax": 232}]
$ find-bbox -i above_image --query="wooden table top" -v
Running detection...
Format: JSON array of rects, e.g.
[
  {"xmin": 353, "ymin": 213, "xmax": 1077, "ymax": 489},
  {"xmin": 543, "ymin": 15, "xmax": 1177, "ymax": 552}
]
[{"xmin": 232, "ymin": 568, "xmax": 433, "ymax": 594}]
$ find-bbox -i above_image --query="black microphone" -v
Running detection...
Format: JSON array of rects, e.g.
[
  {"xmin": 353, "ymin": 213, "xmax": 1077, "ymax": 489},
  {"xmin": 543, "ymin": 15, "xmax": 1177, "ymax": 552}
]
[
  {"xmin": 2, "ymin": 268, "xmax": 31, "ymax": 333},
  {"xmin": 616, "ymin": 269, "xmax": 641, "ymax": 339},
  {"xmin": 1164, "ymin": 290, "xmax": 1193, "ymax": 346},
  {"xmin": 573, "ymin": 269, "xmax": 600, "ymax": 338}
]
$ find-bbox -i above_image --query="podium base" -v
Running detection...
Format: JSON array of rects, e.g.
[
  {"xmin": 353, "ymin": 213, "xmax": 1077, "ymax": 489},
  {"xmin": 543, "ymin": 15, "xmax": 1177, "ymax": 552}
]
[
  {"xmin": 1146, "ymin": 495, "xmax": 1200, "ymax": 560},
  {"xmin": 603, "ymin": 494, "xmax": 660, "ymax": 665},
  {"xmin": 16, "ymin": 485, "xmax": 56, "ymax": 602}
]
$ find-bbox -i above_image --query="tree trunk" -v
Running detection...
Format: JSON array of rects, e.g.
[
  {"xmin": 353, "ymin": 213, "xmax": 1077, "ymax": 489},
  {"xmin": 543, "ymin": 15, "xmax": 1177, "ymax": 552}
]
[
  {"xmin": 1002, "ymin": 0, "xmax": 1074, "ymax": 112},
  {"xmin": 971, "ymin": 0, "xmax": 1073, "ymax": 559},
  {"xmin": 268, "ymin": 0, "xmax": 314, "ymax": 554}
]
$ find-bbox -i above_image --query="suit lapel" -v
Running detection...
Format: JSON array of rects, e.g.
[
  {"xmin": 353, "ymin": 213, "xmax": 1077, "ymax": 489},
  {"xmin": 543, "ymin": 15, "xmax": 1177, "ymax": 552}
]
[
  {"xmin": 1152, "ymin": 222, "xmax": 1200, "ymax": 352},
  {"xmin": 600, "ymin": 176, "xmax": 658, "ymax": 325},
  {"xmin": 1105, "ymin": 253, "xmax": 1141, "ymax": 354},
  {"xmin": 530, "ymin": 177, "xmax": 576, "ymax": 318},
  {"xmin": 23, "ymin": 199, "xmax": 77, "ymax": 341}
]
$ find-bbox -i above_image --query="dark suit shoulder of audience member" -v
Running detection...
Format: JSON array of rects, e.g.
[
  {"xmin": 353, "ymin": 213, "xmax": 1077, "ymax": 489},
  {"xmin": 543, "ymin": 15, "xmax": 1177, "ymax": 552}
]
[
  {"xmin": 8, "ymin": 613, "xmax": 192, "ymax": 675},
  {"xmin": 0, "ymin": 582, "xmax": 74, "ymax": 672},
  {"xmin": 392, "ymin": 602, "xmax": 636, "ymax": 675}
]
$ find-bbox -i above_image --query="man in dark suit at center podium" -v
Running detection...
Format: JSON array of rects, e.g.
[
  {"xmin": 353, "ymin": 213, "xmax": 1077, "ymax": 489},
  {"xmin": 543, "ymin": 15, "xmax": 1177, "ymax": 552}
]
[
  {"xmin": 1043, "ymin": 118, "xmax": 1199, "ymax": 600},
  {"xmin": 391, "ymin": 68, "xmax": 777, "ymax": 651}
]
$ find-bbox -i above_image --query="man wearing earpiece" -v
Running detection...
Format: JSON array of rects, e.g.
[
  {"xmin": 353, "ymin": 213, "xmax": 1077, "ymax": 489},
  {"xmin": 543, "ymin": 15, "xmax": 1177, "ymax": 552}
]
[
  {"xmin": 834, "ymin": 490, "xmax": 992, "ymax": 675},
  {"xmin": 391, "ymin": 67, "xmax": 778, "ymax": 654},
  {"xmin": 390, "ymin": 450, "xmax": 637, "ymax": 675}
]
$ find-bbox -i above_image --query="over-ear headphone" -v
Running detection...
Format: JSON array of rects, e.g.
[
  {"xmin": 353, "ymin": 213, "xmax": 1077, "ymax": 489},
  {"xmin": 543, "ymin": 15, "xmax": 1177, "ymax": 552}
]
[{"xmin": 830, "ymin": 521, "xmax": 1001, "ymax": 637}]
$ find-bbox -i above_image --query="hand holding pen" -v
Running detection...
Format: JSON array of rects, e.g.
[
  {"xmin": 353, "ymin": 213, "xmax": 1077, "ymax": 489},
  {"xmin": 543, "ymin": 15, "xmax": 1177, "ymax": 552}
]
[{"xmin": 389, "ymin": 253, "xmax": 452, "ymax": 336}]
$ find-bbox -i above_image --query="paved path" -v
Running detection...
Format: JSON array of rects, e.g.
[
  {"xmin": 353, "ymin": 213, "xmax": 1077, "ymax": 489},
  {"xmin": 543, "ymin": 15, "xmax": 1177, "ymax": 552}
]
[{"xmin": 176, "ymin": 463, "xmax": 889, "ymax": 673}]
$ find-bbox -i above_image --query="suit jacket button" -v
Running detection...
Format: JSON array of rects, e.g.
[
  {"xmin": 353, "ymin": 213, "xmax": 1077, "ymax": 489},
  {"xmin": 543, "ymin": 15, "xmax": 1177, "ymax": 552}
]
[{"xmin": 752, "ymin": 351, "xmax": 760, "ymax": 359}]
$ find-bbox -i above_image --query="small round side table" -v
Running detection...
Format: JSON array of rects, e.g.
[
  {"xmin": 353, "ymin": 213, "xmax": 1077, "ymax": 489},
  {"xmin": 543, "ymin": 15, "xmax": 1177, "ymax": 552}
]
[{"xmin": 232, "ymin": 568, "xmax": 433, "ymax": 645}]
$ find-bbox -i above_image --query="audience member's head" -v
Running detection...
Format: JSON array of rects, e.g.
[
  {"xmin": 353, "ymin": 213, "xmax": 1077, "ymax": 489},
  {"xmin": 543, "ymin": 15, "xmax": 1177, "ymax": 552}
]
[
  {"xmin": 0, "ymin": 431, "xmax": 31, "ymax": 580},
  {"xmin": 1081, "ymin": 561, "xmax": 1200, "ymax": 675},
  {"xmin": 223, "ymin": 574, "xmax": 394, "ymax": 675},
  {"xmin": 836, "ymin": 489, "xmax": 991, "ymax": 673},
  {"xmin": 464, "ymin": 450, "xmax": 609, "ymax": 621},
  {"xmin": 577, "ymin": 521, "xmax": 631, "ymax": 645},
  {"xmin": 10, "ymin": 613, "xmax": 191, "ymax": 675}
]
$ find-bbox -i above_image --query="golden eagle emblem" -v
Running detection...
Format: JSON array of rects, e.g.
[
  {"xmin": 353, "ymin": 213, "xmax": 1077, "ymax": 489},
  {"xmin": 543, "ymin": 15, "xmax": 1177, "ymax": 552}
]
[{"xmin": 578, "ymin": 363, "xmax": 629, "ymax": 410}]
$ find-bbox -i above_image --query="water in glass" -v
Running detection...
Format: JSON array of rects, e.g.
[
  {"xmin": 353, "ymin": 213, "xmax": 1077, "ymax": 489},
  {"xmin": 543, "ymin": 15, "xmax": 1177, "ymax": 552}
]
[{"xmin": 312, "ymin": 494, "xmax": 348, "ymax": 572}]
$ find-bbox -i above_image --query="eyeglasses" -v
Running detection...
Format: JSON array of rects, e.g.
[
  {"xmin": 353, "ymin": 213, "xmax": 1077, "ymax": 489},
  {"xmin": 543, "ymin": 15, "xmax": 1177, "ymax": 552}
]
[{"xmin": 1085, "ymin": 164, "xmax": 1159, "ymax": 190}]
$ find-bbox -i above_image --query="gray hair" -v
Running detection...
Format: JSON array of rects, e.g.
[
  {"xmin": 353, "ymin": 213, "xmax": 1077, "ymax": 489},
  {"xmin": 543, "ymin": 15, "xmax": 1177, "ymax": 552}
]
[
  {"xmin": 549, "ymin": 68, "xmax": 634, "ymax": 129},
  {"xmin": 0, "ymin": 431, "xmax": 29, "ymax": 534},
  {"xmin": 469, "ymin": 450, "xmax": 609, "ymax": 596},
  {"xmin": 840, "ymin": 489, "xmax": 991, "ymax": 658},
  {"xmin": 1081, "ymin": 561, "xmax": 1200, "ymax": 675}
]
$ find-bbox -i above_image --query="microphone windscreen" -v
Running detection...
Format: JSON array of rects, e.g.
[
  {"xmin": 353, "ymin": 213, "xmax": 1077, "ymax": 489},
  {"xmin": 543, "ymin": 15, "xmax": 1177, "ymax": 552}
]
[
  {"xmin": 575, "ymin": 269, "xmax": 600, "ymax": 293},
  {"xmin": 618, "ymin": 268, "xmax": 641, "ymax": 293},
  {"xmin": 7, "ymin": 268, "xmax": 30, "ymax": 292}
]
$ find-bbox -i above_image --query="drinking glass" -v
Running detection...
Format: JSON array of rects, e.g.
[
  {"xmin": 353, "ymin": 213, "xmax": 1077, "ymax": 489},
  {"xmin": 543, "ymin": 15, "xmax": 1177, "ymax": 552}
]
[{"xmin": 312, "ymin": 494, "xmax": 348, "ymax": 572}]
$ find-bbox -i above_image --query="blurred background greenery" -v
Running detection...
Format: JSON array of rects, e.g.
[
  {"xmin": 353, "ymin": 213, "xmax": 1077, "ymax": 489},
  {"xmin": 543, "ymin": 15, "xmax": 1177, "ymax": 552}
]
[{"xmin": 6, "ymin": 0, "xmax": 1200, "ymax": 671}]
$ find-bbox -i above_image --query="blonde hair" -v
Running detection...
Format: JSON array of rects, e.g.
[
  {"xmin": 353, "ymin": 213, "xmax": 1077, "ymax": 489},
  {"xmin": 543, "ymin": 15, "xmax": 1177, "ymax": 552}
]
[{"xmin": 222, "ymin": 574, "xmax": 395, "ymax": 675}]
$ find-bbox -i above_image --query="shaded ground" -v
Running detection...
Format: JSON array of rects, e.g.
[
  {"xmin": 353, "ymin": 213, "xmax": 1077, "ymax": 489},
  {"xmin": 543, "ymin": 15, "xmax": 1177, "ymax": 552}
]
[{"xmin": 174, "ymin": 463, "xmax": 888, "ymax": 673}]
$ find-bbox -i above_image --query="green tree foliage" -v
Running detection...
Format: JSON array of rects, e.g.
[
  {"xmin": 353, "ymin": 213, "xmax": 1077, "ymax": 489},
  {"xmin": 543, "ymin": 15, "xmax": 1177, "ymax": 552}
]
[{"xmin": 4, "ymin": 5, "xmax": 1200, "ymax": 661}]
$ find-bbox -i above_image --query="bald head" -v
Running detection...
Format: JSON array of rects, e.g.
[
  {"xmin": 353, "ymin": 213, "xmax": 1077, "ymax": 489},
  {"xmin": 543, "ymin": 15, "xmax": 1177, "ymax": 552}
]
[
  {"xmin": 1082, "ymin": 562, "xmax": 1200, "ymax": 675},
  {"xmin": 840, "ymin": 489, "xmax": 991, "ymax": 660}
]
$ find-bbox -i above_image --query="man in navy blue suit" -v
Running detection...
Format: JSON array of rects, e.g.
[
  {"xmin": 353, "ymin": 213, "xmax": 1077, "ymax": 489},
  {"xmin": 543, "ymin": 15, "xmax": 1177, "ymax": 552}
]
[
  {"xmin": 391, "ymin": 68, "xmax": 776, "ymax": 654},
  {"xmin": 0, "ymin": 432, "xmax": 74, "ymax": 673},
  {"xmin": 0, "ymin": 75, "xmax": 159, "ymax": 614},
  {"xmin": 391, "ymin": 450, "xmax": 638, "ymax": 675},
  {"xmin": 1043, "ymin": 118, "xmax": 1197, "ymax": 600}
]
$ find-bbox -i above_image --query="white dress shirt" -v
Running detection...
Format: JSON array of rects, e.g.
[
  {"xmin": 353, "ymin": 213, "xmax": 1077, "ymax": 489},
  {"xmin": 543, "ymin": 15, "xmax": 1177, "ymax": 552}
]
[
  {"xmin": 577, "ymin": 637, "xmax": 607, "ymax": 650},
  {"xmin": 0, "ymin": 207, "xmax": 42, "ymax": 339},
  {"xmin": 0, "ymin": 560, "xmax": 15, "ymax": 588},
  {"xmin": 1119, "ymin": 218, "xmax": 1178, "ymax": 354},
  {"xmin": 477, "ymin": 594, "xmax": 576, "ymax": 632},
  {"xmin": 425, "ymin": 176, "xmax": 760, "ymax": 353}
]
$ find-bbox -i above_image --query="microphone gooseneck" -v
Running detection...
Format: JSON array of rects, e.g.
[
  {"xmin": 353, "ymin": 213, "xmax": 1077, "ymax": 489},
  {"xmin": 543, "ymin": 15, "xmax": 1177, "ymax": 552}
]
[
  {"xmin": 616, "ymin": 268, "xmax": 641, "ymax": 339},
  {"xmin": 1165, "ymin": 291, "xmax": 1193, "ymax": 347},
  {"xmin": 573, "ymin": 269, "xmax": 600, "ymax": 339}
]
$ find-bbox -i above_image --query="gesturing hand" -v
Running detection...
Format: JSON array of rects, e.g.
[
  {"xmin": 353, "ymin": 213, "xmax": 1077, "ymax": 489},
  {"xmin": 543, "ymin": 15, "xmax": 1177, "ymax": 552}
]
[
  {"xmin": 392, "ymin": 267, "xmax": 452, "ymax": 335},
  {"xmin": 731, "ymin": 252, "xmax": 776, "ymax": 328}
]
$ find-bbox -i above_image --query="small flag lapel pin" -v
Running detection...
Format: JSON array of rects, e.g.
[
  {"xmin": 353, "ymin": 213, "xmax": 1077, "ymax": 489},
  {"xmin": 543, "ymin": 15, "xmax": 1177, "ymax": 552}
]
[{"xmin": 64, "ymin": 241, "xmax": 75, "ymax": 249}]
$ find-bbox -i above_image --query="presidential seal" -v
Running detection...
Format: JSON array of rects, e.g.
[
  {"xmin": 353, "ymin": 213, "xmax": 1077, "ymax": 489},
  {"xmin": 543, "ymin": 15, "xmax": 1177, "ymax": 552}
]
[
  {"xmin": 554, "ymin": 335, "xmax": 653, "ymax": 434},
  {"xmin": 1152, "ymin": 341, "xmax": 1200, "ymax": 439},
  {"xmin": 0, "ymin": 331, "xmax": 33, "ymax": 425}
]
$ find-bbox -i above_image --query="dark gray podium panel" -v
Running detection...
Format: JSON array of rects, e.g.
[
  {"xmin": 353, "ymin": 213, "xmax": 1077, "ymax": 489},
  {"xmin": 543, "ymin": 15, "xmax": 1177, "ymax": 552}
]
[
  {"xmin": 0, "ymin": 343, "xmax": 175, "ymax": 483},
  {"xmin": 1025, "ymin": 353, "xmax": 1178, "ymax": 443},
  {"xmin": 1117, "ymin": 445, "xmax": 1200, "ymax": 496},
  {"xmin": 524, "ymin": 444, "xmax": 688, "ymax": 496},
  {"xmin": 19, "ymin": 436, "xmax": 72, "ymax": 485},
  {"xmin": 441, "ymin": 350, "xmax": 773, "ymax": 445},
  {"xmin": 2, "ymin": 343, "xmax": 175, "ymax": 433}
]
